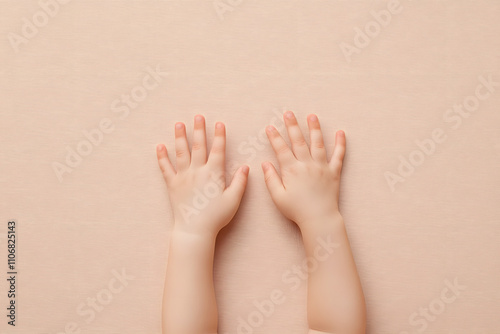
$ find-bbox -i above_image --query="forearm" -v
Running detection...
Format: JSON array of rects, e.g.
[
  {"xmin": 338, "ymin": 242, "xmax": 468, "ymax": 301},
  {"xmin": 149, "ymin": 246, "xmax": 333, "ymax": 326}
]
[
  {"xmin": 162, "ymin": 227, "xmax": 218, "ymax": 334},
  {"xmin": 301, "ymin": 214, "xmax": 366, "ymax": 334}
]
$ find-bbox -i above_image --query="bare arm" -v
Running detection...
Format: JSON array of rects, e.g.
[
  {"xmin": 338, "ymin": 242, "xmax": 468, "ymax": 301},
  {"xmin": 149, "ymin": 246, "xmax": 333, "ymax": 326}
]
[
  {"xmin": 163, "ymin": 229, "xmax": 218, "ymax": 333},
  {"xmin": 302, "ymin": 216, "xmax": 366, "ymax": 334},
  {"xmin": 157, "ymin": 115, "xmax": 249, "ymax": 334},
  {"xmin": 262, "ymin": 111, "xmax": 366, "ymax": 334}
]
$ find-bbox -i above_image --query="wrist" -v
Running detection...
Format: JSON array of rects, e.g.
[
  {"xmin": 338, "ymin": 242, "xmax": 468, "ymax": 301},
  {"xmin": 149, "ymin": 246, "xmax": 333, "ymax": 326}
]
[
  {"xmin": 298, "ymin": 212, "xmax": 345, "ymax": 244},
  {"xmin": 166, "ymin": 224, "xmax": 218, "ymax": 279},
  {"xmin": 170, "ymin": 224, "xmax": 219, "ymax": 243}
]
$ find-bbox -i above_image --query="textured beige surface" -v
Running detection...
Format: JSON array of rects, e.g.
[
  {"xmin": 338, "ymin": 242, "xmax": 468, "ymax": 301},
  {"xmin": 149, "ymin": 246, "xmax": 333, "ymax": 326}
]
[{"xmin": 1, "ymin": 1, "xmax": 499, "ymax": 333}]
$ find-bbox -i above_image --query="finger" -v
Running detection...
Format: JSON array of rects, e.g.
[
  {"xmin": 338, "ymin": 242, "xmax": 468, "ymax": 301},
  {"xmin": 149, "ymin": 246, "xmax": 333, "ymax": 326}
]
[
  {"xmin": 261, "ymin": 162, "xmax": 285, "ymax": 200},
  {"xmin": 208, "ymin": 122, "xmax": 225, "ymax": 170},
  {"xmin": 265, "ymin": 125, "xmax": 295, "ymax": 168},
  {"xmin": 329, "ymin": 130, "xmax": 346, "ymax": 173},
  {"xmin": 191, "ymin": 114, "xmax": 207, "ymax": 166},
  {"xmin": 283, "ymin": 111, "xmax": 311, "ymax": 161},
  {"xmin": 174, "ymin": 122, "xmax": 190, "ymax": 171},
  {"xmin": 223, "ymin": 165, "xmax": 249, "ymax": 208},
  {"xmin": 156, "ymin": 144, "xmax": 176, "ymax": 182},
  {"xmin": 307, "ymin": 114, "xmax": 327, "ymax": 163}
]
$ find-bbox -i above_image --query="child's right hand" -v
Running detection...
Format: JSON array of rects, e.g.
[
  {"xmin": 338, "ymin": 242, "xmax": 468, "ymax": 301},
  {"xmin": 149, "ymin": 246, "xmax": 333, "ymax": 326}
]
[{"xmin": 261, "ymin": 111, "xmax": 346, "ymax": 234}]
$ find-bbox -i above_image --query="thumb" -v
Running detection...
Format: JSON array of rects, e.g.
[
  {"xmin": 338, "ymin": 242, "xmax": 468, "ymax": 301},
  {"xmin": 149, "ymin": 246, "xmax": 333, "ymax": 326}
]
[
  {"xmin": 223, "ymin": 165, "xmax": 249, "ymax": 206},
  {"xmin": 261, "ymin": 162, "xmax": 285, "ymax": 200}
]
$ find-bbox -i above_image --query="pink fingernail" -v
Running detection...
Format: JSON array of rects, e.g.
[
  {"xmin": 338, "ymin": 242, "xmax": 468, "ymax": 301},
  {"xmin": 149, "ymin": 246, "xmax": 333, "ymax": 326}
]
[
  {"xmin": 175, "ymin": 123, "xmax": 183, "ymax": 129},
  {"xmin": 285, "ymin": 111, "xmax": 294, "ymax": 119}
]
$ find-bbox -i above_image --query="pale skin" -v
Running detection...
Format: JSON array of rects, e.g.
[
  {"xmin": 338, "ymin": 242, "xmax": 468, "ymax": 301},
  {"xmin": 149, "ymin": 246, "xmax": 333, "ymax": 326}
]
[{"xmin": 157, "ymin": 111, "xmax": 366, "ymax": 334}]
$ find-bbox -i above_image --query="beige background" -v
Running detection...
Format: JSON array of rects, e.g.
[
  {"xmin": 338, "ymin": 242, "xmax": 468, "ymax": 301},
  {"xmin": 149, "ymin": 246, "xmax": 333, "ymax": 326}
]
[{"xmin": 1, "ymin": 0, "xmax": 499, "ymax": 333}]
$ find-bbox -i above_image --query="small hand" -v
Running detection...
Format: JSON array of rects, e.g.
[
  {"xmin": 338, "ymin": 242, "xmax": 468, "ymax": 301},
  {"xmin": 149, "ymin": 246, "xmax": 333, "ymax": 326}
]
[
  {"xmin": 262, "ymin": 111, "xmax": 346, "ymax": 232},
  {"xmin": 157, "ymin": 115, "xmax": 249, "ymax": 238}
]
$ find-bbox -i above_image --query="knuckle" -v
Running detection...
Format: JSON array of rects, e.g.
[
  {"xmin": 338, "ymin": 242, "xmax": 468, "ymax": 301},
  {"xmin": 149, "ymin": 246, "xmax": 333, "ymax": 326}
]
[
  {"xmin": 314, "ymin": 141, "xmax": 325, "ymax": 149},
  {"xmin": 276, "ymin": 144, "xmax": 290, "ymax": 155},
  {"xmin": 191, "ymin": 143, "xmax": 203, "ymax": 151},
  {"xmin": 176, "ymin": 150, "xmax": 187, "ymax": 158},
  {"xmin": 264, "ymin": 172, "xmax": 274, "ymax": 183},
  {"xmin": 210, "ymin": 145, "xmax": 225, "ymax": 154},
  {"xmin": 293, "ymin": 138, "xmax": 307, "ymax": 147}
]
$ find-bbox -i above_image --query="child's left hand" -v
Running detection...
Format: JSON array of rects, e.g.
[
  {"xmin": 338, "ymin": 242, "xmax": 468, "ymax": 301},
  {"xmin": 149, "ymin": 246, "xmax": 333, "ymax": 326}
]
[{"xmin": 156, "ymin": 115, "xmax": 249, "ymax": 238}]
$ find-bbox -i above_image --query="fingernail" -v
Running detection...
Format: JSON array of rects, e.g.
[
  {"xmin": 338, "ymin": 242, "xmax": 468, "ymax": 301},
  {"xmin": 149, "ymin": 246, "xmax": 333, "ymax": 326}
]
[
  {"xmin": 338, "ymin": 130, "xmax": 345, "ymax": 137},
  {"xmin": 309, "ymin": 114, "xmax": 318, "ymax": 122},
  {"xmin": 241, "ymin": 165, "xmax": 249, "ymax": 175},
  {"xmin": 195, "ymin": 115, "xmax": 203, "ymax": 123},
  {"xmin": 266, "ymin": 125, "xmax": 274, "ymax": 133},
  {"xmin": 285, "ymin": 111, "xmax": 294, "ymax": 119},
  {"xmin": 261, "ymin": 162, "xmax": 269, "ymax": 171},
  {"xmin": 216, "ymin": 122, "xmax": 223, "ymax": 129},
  {"xmin": 157, "ymin": 144, "xmax": 164, "ymax": 152},
  {"xmin": 175, "ymin": 123, "xmax": 183, "ymax": 129}
]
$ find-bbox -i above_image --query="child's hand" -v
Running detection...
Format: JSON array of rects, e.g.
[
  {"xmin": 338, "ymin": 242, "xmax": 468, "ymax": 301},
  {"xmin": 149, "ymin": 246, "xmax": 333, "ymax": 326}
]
[
  {"xmin": 157, "ymin": 115, "xmax": 249, "ymax": 238},
  {"xmin": 262, "ymin": 111, "xmax": 346, "ymax": 233}
]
